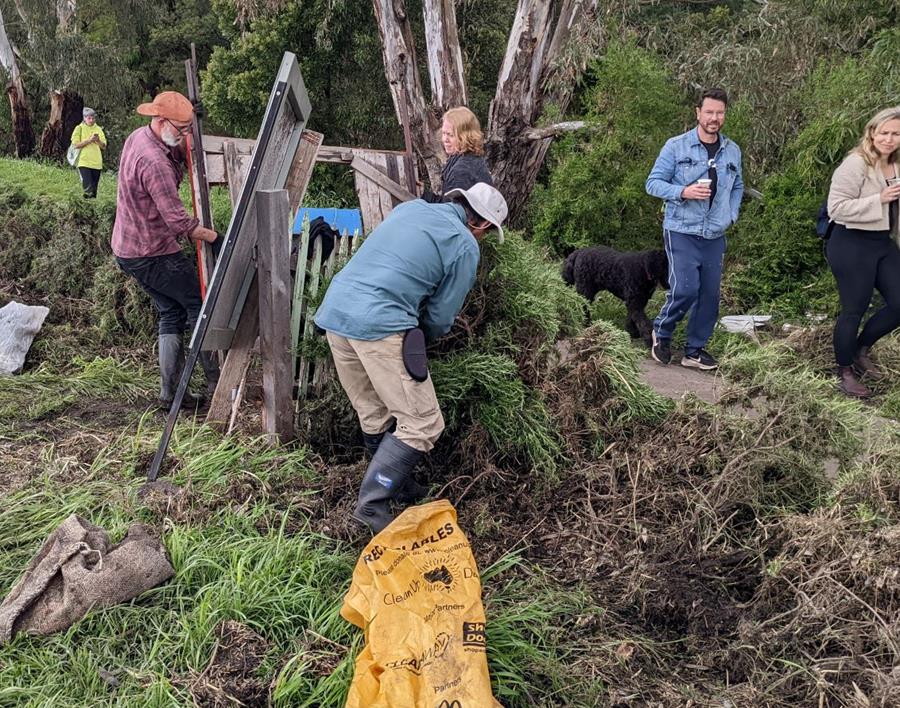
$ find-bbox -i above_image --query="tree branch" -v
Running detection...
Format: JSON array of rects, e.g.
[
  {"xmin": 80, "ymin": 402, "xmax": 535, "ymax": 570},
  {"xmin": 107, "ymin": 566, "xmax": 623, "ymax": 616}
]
[{"xmin": 522, "ymin": 120, "xmax": 589, "ymax": 140}]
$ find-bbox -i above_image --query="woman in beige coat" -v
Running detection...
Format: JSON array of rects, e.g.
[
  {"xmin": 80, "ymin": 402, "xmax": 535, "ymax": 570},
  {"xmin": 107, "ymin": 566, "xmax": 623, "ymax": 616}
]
[{"xmin": 826, "ymin": 106, "xmax": 900, "ymax": 398}]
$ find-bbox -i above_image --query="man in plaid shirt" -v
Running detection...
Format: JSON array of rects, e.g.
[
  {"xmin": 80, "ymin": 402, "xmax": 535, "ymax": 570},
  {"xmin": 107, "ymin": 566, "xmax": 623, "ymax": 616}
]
[{"xmin": 112, "ymin": 91, "xmax": 220, "ymax": 408}]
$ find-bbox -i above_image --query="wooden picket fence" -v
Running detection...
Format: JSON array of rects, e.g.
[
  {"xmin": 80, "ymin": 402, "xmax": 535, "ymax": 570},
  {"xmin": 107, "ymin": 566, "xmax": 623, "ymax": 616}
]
[{"xmin": 289, "ymin": 217, "xmax": 362, "ymax": 406}]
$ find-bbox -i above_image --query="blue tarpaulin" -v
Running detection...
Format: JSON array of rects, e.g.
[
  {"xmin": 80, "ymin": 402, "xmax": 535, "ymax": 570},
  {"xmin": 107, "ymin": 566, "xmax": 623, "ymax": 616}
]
[{"xmin": 294, "ymin": 208, "xmax": 363, "ymax": 236}]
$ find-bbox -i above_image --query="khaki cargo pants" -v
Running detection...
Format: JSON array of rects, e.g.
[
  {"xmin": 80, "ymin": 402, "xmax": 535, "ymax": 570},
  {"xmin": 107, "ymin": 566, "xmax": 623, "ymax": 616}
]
[{"xmin": 326, "ymin": 332, "xmax": 445, "ymax": 452}]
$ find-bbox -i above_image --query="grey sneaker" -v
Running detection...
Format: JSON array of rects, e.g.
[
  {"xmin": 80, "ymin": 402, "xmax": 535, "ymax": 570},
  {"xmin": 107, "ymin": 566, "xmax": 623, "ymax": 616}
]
[
  {"xmin": 681, "ymin": 348, "xmax": 718, "ymax": 370},
  {"xmin": 651, "ymin": 331, "xmax": 671, "ymax": 365}
]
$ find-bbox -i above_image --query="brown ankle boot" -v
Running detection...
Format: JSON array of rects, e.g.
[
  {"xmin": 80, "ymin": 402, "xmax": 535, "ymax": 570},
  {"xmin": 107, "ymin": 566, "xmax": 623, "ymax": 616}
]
[
  {"xmin": 837, "ymin": 366, "xmax": 872, "ymax": 399},
  {"xmin": 853, "ymin": 346, "xmax": 881, "ymax": 378}
]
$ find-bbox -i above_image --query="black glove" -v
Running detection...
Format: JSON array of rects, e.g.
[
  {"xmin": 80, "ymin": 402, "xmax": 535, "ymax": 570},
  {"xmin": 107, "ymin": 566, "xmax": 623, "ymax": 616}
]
[{"xmin": 191, "ymin": 99, "xmax": 205, "ymax": 119}]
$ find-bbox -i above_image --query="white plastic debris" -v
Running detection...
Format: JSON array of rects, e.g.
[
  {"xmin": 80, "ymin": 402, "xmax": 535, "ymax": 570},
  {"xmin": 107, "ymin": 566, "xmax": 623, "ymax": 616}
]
[
  {"xmin": 719, "ymin": 314, "xmax": 772, "ymax": 334},
  {"xmin": 0, "ymin": 301, "xmax": 50, "ymax": 375}
]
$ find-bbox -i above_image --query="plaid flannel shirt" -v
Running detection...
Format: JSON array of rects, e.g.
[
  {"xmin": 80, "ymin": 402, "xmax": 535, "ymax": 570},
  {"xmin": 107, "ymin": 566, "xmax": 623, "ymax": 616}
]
[{"xmin": 111, "ymin": 126, "xmax": 198, "ymax": 258}]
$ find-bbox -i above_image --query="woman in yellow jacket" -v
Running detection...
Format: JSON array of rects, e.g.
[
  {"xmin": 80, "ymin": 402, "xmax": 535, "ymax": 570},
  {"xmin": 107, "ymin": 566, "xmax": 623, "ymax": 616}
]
[
  {"xmin": 827, "ymin": 106, "xmax": 900, "ymax": 398},
  {"xmin": 70, "ymin": 107, "xmax": 107, "ymax": 198}
]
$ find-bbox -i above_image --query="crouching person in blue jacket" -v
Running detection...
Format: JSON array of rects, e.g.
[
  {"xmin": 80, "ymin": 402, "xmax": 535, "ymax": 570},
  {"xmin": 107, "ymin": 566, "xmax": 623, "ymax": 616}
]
[
  {"xmin": 647, "ymin": 87, "xmax": 744, "ymax": 371},
  {"xmin": 314, "ymin": 183, "xmax": 508, "ymax": 533}
]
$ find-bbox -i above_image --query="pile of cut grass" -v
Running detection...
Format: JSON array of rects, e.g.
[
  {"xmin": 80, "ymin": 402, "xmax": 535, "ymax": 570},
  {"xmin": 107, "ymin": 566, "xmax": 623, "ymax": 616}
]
[{"xmin": 0, "ymin": 158, "xmax": 232, "ymax": 347}]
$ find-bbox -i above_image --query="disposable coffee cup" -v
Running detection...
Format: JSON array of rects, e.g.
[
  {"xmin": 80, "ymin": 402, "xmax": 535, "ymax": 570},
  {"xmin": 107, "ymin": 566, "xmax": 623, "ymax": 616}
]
[{"xmin": 696, "ymin": 178, "xmax": 712, "ymax": 188}]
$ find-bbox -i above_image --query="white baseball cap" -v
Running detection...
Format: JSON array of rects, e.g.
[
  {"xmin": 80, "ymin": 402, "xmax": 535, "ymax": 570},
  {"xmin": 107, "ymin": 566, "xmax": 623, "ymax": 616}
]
[{"xmin": 444, "ymin": 182, "xmax": 508, "ymax": 243}]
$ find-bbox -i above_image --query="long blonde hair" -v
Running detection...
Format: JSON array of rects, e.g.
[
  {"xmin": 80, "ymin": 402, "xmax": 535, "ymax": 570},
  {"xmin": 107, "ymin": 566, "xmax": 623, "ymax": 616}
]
[
  {"xmin": 856, "ymin": 106, "xmax": 900, "ymax": 167},
  {"xmin": 443, "ymin": 107, "xmax": 485, "ymax": 156}
]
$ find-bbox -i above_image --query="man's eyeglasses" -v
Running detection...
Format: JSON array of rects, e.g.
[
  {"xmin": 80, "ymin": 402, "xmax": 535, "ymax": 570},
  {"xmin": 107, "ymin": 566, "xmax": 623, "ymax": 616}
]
[{"xmin": 165, "ymin": 118, "xmax": 192, "ymax": 136}]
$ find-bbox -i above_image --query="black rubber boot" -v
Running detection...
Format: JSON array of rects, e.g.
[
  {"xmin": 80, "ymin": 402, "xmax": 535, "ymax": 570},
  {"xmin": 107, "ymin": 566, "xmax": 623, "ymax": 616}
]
[
  {"xmin": 362, "ymin": 431, "xmax": 385, "ymax": 457},
  {"xmin": 362, "ymin": 431, "xmax": 428, "ymax": 504},
  {"xmin": 352, "ymin": 433, "xmax": 424, "ymax": 533},
  {"xmin": 199, "ymin": 350, "xmax": 221, "ymax": 399},
  {"xmin": 158, "ymin": 334, "xmax": 203, "ymax": 410}
]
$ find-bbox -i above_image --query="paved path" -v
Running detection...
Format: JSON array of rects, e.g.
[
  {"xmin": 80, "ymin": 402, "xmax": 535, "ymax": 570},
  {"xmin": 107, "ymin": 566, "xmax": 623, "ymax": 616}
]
[{"xmin": 639, "ymin": 358, "xmax": 722, "ymax": 404}]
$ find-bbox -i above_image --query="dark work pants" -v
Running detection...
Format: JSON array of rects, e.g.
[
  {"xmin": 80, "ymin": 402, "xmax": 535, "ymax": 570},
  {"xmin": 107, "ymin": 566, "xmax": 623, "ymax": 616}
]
[
  {"xmin": 116, "ymin": 252, "xmax": 203, "ymax": 336},
  {"xmin": 654, "ymin": 229, "xmax": 726, "ymax": 354},
  {"xmin": 826, "ymin": 224, "xmax": 900, "ymax": 366},
  {"xmin": 78, "ymin": 167, "xmax": 101, "ymax": 198}
]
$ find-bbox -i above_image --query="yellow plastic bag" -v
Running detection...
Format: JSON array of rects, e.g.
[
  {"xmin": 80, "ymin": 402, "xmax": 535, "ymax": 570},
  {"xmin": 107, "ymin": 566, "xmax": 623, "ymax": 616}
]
[{"xmin": 342, "ymin": 499, "xmax": 501, "ymax": 708}]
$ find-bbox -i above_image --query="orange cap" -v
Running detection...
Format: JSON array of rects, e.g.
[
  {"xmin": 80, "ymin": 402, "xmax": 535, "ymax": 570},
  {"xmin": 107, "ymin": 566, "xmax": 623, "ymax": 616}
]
[{"xmin": 136, "ymin": 91, "xmax": 194, "ymax": 122}]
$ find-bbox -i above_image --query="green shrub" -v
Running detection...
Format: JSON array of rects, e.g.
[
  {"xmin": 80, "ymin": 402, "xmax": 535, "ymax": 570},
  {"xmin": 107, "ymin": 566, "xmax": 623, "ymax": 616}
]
[{"xmin": 531, "ymin": 40, "xmax": 684, "ymax": 255}]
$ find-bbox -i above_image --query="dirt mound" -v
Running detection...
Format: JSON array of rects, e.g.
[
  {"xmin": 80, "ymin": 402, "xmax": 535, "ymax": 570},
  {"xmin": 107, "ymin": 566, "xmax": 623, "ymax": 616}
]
[{"xmin": 186, "ymin": 620, "xmax": 270, "ymax": 707}]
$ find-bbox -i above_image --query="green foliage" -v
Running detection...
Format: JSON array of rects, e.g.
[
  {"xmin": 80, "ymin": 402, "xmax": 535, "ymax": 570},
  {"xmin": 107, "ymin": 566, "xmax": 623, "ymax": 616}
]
[
  {"xmin": 581, "ymin": 320, "xmax": 672, "ymax": 427},
  {"xmin": 204, "ymin": 0, "xmax": 397, "ymax": 145},
  {"xmin": 636, "ymin": 0, "xmax": 900, "ymax": 177},
  {"xmin": 531, "ymin": 40, "xmax": 684, "ymax": 255},
  {"xmin": 431, "ymin": 352, "xmax": 562, "ymax": 476},
  {"xmin": 724, "ymin": 173, "xmax": 827, "ymax": 314},
  {"xmin": 481, "ymin": 231, "xmax": 585, "ymax": 347}
]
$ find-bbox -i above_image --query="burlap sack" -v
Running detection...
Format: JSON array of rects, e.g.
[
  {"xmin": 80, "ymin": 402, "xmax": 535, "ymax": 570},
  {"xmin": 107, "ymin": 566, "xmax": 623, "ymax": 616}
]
[
  {"xmin": 0, "ymin": 514, "xmax": 174, "ymax": 643},
  {"xmin": 341, "ymin": 499, "xmax": 501, "ymax": 708}
]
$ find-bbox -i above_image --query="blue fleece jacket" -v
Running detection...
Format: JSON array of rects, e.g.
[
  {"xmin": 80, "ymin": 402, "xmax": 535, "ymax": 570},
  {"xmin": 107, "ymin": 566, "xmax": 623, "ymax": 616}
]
[{"xmin": 314, "ymin": 199, "xmax": 479, "ymax": 341}]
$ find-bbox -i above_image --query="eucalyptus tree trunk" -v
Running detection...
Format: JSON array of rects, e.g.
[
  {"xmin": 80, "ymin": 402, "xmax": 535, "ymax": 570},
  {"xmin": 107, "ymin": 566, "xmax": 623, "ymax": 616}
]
[
  {"xmin": 372, "ymin": 0, "xmax": 445, "ymax": 187},
  {"xmin": 57, "ymin": 0, "xmax": 76, "ymax": 29},
  {"xmin": 0, "ymin": 6, "xmax": 35, "ymax": 157},
  {"xmin": 372, "ymin": 0, "xmax": 600, "ymax": 222},
  {"xmin": 485, "ymin": 0, "xmax": 600, "ymax": 222},
  {"xmin": 39, "ymin": 89, "xmax": 82, "ymax": 159},
  {"xmin": 38, "ymin": 0, "xmax": 82, "ymax": 159}
]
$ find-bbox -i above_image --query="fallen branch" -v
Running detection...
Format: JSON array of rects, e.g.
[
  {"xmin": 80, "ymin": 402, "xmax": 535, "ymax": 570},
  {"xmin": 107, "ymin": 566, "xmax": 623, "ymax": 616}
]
[{"xmin": 523, "ymin": 121, "xmax": 590, "ymax": 140}]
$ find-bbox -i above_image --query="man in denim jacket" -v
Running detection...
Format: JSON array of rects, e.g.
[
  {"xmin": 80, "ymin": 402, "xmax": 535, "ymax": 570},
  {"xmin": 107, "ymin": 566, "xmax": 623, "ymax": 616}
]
[{"xmin": 647, "ymin": 88, "xmax": 744, "ymax": 370}]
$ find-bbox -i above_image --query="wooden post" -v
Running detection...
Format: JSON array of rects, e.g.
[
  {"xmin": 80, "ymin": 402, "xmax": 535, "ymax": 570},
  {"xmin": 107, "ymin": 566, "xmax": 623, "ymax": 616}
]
[
  {"xmin": 256, "ymin": 190, "xmax": 294, "ymax": 444},
  {"xmin": 290, "ymin": 216, "xmax": 311, "ymax": 381},
  {"xmin": 206, "ymin": 276, "xmax": 259, "ymax": 431}
]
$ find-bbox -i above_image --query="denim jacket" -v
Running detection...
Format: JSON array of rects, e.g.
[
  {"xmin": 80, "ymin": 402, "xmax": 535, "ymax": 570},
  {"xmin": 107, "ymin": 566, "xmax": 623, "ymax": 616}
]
[{"xmin": 646, "ymin": 127, "xmax": 744, "ymax": 239}]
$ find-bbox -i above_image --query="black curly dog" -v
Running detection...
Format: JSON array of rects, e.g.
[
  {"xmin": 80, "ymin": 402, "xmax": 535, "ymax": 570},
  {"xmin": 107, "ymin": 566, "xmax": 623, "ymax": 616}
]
[{"xmin": 562, "ymin": 246, "xmax": 670, "ymax": 346}]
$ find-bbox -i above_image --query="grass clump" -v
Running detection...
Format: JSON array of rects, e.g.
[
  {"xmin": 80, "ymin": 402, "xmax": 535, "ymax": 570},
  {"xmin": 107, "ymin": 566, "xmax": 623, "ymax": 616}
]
[
  {"xmin": 432, "ymin": 351, "xmax": 562, "ymax": 477},
  {"xmin": 0, "ymin": 356, "xmax": 153, "ymax": 425},
  {"xmin": 719, "ymin": 335, "xmax": 866, "ymax": 462}
]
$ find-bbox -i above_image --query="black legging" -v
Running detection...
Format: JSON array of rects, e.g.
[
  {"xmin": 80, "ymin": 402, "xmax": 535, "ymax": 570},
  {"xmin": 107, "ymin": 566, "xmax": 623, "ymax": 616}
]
[{"xmin": 826, "ymin": 224, "xmax": 900, "ymax": 366}]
